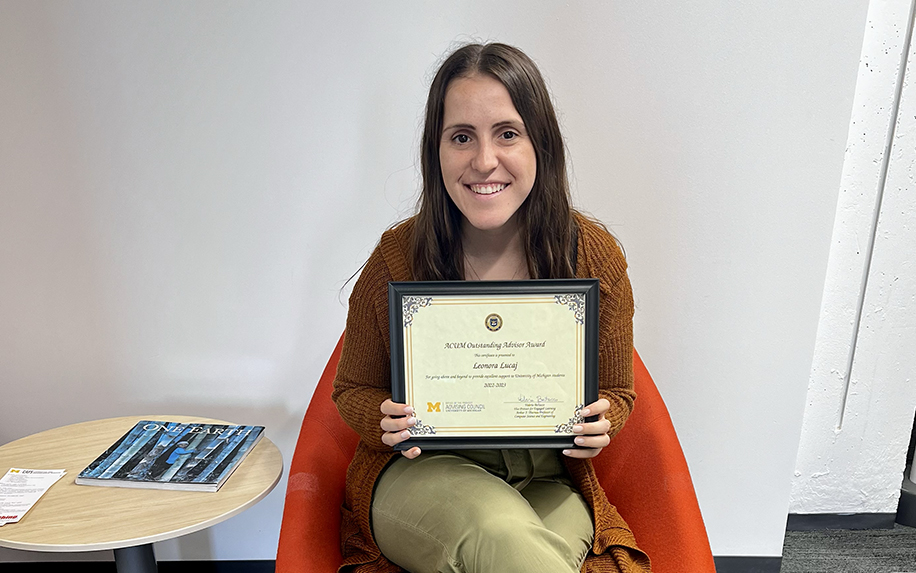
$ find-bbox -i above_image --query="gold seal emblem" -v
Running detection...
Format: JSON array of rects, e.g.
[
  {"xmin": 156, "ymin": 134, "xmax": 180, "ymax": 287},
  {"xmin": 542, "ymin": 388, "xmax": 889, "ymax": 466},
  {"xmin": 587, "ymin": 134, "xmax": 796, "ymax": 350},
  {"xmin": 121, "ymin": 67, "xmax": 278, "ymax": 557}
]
[{"xmin": 485, "ymin": 313, "xmax": 503, "ymax": 332}]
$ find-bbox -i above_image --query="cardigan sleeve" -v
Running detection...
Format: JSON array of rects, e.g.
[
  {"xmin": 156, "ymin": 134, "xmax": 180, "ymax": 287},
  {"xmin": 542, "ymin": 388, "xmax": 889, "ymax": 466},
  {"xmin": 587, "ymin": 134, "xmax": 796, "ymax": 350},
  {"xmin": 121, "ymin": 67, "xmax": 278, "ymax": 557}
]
[
  {"xmin": 331, "ymin": 245, "xmax": 394, "ymax": 451},
  {"xmin": 577, "ymin": 216, "xmax": 636, "ymax": 439},
  {"xmin": 597, "ymin": 268, "xmax": 636, "ymax": 439}
]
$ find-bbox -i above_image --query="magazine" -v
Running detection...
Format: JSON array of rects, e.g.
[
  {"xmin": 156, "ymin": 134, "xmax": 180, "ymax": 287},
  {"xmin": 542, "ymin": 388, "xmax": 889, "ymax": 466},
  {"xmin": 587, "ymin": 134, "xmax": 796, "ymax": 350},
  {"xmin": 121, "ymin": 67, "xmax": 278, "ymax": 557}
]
[{"xmin": 75, "ymin": 420, "xmax": 264, "ymax": 492}]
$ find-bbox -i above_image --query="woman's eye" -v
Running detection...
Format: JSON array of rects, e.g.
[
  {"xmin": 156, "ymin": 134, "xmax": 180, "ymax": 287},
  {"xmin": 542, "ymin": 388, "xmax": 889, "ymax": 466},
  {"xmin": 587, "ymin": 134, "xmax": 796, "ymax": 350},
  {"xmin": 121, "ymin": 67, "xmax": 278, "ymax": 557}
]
[
  {"xmin": 453, "ymin": 134, "xmax": 471, "ymax": 144},
  {"xmin": 500, "ymin": 131, "xmax": 519, "ymax": 141}
]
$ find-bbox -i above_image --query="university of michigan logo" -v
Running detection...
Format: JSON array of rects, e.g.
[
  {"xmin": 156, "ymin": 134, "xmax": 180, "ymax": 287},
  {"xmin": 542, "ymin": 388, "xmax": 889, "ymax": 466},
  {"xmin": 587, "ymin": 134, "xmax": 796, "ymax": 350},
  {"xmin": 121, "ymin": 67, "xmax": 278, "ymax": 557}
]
[
  {"xmin": 427, "ymin": 402, "xmax": 441, "ymax": 412},
  {"xmin": 485, "ymin": 313, "xmax": 503, "ymax": 332}
]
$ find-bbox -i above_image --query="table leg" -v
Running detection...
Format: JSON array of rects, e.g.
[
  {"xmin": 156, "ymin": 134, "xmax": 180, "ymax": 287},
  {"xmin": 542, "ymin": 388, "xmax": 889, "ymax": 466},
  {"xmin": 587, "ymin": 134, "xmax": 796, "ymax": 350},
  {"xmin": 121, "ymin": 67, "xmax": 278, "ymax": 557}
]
[{"xmin": 114, "ymin": 543, "xmax": 157, "ymax": 573}]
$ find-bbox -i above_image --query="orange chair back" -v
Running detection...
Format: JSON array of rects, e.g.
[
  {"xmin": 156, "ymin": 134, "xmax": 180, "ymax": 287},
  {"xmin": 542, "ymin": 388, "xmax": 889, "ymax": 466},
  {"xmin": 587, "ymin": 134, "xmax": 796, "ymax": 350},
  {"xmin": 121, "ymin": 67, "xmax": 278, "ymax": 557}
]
[
  {"xmin": 594, "ymin": 349, "xmax": 716, "ymax": 572},
  {"xmin": 278, "ymin": 335, "xmax": 355, "ymax": 571}
]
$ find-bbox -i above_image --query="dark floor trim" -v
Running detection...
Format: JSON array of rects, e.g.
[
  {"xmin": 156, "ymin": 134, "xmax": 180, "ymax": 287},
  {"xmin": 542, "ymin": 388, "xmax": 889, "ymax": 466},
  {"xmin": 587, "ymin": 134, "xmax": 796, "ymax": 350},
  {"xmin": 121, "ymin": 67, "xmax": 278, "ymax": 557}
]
[
  {"xmin": 896, "ymin": 475, "xmax": 916, "ymax": 527},
  {"xmin": 713, "ymin": 556, "xmax": 782, "ymax": 573},
  {"xmin": 0, "ymin": 561, "xmax": 275, "ymax": 572},
  {"xmin": 787, "ymin": 512, "xmax": 897, "ymax": 530}
]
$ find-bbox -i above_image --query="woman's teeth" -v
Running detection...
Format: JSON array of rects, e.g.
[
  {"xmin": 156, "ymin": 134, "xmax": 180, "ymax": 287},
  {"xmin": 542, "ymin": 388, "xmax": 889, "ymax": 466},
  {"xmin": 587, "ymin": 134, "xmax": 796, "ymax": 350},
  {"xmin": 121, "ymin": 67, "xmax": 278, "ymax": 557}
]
[{"xmin": 470, "ymin": 183, "xmax": 507, "ymax": 195}]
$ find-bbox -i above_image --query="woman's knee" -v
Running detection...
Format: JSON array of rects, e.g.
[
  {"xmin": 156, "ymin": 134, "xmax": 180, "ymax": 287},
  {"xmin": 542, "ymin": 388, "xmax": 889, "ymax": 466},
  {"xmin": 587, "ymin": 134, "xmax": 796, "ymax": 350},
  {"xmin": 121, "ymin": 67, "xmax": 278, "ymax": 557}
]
[{"xmin": 458, "ymin": 512, "xmax": 581, "ymax": 572}]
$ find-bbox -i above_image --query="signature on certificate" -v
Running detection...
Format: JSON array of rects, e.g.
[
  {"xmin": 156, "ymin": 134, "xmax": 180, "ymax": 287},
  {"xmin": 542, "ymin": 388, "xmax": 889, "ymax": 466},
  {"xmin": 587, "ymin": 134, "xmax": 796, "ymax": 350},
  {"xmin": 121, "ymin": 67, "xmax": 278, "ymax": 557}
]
[{"xmin": 517, "ymin": 395, "xmax": 562, "ymax": 404}]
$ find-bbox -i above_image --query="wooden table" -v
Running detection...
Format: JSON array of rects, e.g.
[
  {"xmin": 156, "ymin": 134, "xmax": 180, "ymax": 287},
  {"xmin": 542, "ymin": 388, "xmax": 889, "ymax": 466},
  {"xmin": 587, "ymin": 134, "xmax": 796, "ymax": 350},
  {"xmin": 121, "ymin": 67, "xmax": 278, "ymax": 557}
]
[{"xmin": 0, "ymin": 416, "xmax": 283, "ymax": 573}]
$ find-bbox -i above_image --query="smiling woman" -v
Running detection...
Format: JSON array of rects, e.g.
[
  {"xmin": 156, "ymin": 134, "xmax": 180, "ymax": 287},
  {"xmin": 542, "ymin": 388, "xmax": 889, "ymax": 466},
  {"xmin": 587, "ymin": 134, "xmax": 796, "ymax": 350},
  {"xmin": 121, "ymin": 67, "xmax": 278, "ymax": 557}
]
[
  {"xmin": 412, "ymin": 43, "xmax": 577, "ymax": 285},
  {"xmin": 330, "ymin": 43, "xmax": 648, "ymax": 573}
]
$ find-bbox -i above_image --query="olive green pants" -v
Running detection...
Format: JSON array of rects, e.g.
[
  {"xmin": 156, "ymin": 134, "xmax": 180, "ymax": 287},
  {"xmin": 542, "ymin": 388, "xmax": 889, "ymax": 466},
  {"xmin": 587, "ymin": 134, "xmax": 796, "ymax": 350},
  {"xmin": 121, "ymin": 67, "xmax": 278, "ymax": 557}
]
[{"xmin": 371, "ymin": 449, "xmax": 593, "ymax": 573}]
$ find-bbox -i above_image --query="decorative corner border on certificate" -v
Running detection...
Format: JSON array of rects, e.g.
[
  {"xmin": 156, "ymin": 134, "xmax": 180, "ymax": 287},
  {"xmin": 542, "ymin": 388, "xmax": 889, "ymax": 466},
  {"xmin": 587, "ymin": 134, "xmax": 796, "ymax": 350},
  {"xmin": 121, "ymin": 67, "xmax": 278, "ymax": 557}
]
[
  {"xmin": 555, "ymin": 293, "xmax": 586, "ymax": 324},
  {"xmin": 407, "ymin": 420, "xmax": 436, "ymax": 435},
  {"xmin": 403, "ymin": 296, "xmax": 433, "ymax": 327},
  {"xmin": 554, "ymin": 404, "xmax": 586, "ymax": 434}
]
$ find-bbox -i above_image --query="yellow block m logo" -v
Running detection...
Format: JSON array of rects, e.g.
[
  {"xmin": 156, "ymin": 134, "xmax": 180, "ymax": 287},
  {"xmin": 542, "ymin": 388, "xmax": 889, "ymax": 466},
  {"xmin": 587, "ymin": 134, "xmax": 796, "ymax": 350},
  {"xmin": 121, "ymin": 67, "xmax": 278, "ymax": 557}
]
[{"xmin": 427, "ymin": 402, "xmax": 441, "ymax": 412}]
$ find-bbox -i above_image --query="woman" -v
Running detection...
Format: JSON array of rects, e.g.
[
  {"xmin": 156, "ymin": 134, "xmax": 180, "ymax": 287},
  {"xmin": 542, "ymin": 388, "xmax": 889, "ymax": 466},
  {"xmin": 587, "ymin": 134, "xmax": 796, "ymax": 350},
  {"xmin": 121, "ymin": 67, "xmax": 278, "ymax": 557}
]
[{"xmin": 332, "ymin": 43, "xmax": 650, "ymax": 573}]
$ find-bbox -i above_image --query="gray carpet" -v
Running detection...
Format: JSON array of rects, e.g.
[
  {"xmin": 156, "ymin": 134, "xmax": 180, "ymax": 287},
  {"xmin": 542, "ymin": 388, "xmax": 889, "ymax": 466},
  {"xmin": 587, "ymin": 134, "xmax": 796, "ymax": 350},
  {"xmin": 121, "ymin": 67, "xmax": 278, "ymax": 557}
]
[{"xmin": 781, "ymin": 524, "xmax": 916, "ymax": 573}]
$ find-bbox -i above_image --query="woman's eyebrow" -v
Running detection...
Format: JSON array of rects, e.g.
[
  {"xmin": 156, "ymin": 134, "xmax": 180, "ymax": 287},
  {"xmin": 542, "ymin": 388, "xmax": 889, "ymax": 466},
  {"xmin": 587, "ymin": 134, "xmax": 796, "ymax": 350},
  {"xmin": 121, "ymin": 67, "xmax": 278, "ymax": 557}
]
[
  {"xmin": 492, "ymin": 120, "xmax": 524, "ymax": 130},
  {"xmin": 442, "ymin": 122, "xmax": 476, "ymax": 132}
]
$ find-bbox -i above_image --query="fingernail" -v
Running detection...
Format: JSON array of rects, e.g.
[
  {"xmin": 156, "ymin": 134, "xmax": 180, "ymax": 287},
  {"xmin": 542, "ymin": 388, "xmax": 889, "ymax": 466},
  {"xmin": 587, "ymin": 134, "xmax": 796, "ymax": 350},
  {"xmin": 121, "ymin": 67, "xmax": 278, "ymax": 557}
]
[
  {"xmin": 400, "ymin": 431, "xmax": 410, "ymax": 439},
  {"xmin": 575, "ymin": 437, "xmax": 585, "ymax": 445},
  {"xmin": 580, "ymin": 409, "xmax": 590, "ymax": 416},
  {"xmin": 562, "ymin": 449, "xmax": 572, "ymax": 456},
  {"xmin": 407, "ymin": 417, "xmax": 417, "ymax": 426},
  {"xmin": 572, "ymin": 425, "xmax": 583, "ymax": 433},
  {"xmin": 404, "ymin": 406, "xmax": 415, "ymax": 415}
]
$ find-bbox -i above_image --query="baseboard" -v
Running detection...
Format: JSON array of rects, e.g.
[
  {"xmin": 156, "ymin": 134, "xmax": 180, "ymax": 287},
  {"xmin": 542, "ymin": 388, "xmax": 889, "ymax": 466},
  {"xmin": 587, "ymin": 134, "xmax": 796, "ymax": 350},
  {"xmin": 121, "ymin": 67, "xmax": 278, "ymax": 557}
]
[
  {"xmin": 787, "ymin": 512, "xmax": 897, "ymax": 530},
  {"xmin": 0, "ymin": 560, "xmax": 275, "ymax": 572},
  {"xmin": 713, "ymin": 556, "xmax": 782, "ymax": 573}
]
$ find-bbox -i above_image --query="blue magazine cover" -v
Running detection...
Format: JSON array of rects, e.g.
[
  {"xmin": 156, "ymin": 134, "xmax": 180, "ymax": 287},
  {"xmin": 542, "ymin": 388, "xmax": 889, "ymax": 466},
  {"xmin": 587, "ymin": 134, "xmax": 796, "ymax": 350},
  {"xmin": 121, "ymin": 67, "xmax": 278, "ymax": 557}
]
[{"xmin": 76, "ymin": 420, "xmax": 264, "ymax": 492}]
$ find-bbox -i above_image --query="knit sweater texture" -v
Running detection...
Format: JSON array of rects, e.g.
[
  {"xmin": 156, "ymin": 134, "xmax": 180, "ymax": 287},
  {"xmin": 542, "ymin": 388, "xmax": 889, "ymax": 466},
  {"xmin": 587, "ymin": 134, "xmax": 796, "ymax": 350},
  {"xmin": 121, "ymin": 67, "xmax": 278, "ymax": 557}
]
[{"xmin": 331, "ymin": 213, "xmax": 651, "ymax": 573}]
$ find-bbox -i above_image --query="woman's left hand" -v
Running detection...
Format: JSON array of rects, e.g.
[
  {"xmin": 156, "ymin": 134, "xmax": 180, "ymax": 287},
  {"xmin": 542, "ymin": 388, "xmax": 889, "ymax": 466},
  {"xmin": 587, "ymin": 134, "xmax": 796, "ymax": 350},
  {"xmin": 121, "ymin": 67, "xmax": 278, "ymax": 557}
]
[{"xmin": 562, "ymin": 398, "xmax": 611, "ymax": 459}]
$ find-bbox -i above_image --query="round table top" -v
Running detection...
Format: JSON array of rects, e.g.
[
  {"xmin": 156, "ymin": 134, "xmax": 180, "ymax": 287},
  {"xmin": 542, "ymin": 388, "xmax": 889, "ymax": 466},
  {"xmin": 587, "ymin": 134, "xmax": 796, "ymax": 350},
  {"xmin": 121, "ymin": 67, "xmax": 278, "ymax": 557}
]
[{"xmin": 0, "ymin": 415, "xmax": 283, "ymax": 552}]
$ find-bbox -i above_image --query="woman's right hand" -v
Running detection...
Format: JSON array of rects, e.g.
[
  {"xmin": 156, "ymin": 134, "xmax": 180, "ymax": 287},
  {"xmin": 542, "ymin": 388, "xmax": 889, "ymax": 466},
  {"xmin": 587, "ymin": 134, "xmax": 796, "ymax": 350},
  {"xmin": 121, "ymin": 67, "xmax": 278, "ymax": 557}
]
[{"xmin": 380, "ymin": 399, "xmax": 422, "ymax": 458}]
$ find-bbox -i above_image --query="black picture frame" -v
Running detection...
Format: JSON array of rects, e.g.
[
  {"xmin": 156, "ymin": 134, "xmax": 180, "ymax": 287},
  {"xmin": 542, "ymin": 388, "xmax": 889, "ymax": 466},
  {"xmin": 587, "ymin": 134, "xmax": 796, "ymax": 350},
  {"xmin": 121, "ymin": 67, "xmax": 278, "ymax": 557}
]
[{"xmin": 388, "ymin": 279, "xmax": 599, "ymax": 450}]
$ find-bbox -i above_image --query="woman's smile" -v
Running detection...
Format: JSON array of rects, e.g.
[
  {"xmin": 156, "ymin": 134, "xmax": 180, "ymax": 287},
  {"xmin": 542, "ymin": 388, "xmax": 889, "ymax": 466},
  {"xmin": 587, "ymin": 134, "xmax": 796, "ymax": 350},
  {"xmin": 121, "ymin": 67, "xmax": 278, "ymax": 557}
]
[{"xmin": 468, "ymin": 182, "xmax": 508, "ymax": 195}]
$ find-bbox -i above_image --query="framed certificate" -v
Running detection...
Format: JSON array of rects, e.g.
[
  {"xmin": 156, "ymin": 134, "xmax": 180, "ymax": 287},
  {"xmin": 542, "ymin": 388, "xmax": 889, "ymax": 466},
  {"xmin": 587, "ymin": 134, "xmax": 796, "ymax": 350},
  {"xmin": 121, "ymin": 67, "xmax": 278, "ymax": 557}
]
[{"xmin": 388, "ymin": 279, "xmax": 599, "ymax": 450}]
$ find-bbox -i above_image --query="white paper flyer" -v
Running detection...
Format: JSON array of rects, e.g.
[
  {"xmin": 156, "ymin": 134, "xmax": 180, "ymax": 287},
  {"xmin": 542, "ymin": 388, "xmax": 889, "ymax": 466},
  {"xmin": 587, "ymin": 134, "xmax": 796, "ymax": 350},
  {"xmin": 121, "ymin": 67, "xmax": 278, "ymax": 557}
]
[{"xmin": 0, "ymin": 468, "xmax": 67, "ymax": 526}]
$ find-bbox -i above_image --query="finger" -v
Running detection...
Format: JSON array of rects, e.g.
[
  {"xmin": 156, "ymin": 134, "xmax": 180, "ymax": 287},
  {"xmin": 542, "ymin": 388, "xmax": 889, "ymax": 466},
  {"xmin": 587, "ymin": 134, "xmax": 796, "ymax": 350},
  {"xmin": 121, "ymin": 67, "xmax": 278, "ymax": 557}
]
[
  {"xmin": 380, "ymin": 399, "xmax": 415, "ymax": 417},
  {"xmin": 572, "ymin": 433, "xmax": 610, "ymax": 449},
  {"xmin": 380, "ymin": 428, "xmax": 413, "ymax": 447},
  {"xmin": 380, "ymin": 414, "xmax": 417, "ymax": 433},
  {"xmin": 572, "ymin": 418, "xmax": 611, "ymax": 436},
  {"xmin": 562, "ymin": 447, "xmax": 603, "ymax": 459},
  {"xmin": 580, "ymin": 398, "xmax": 610, "ymax": 417},
  {"xmin": 401, "ymin": 446, "xmax": 422, "ymax": 459},
  {"xmin": 380, "ymin": 399, "xmax": 414, "ymax": 416}
]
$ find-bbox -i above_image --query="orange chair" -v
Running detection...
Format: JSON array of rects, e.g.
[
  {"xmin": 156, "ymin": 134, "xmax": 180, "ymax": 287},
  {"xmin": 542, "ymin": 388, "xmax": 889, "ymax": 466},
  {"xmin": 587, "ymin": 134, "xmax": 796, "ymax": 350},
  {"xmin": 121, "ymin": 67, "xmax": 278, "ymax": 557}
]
[{"xmin": 276, "ymin": 334, "xmax": 715, "ymax": 573}]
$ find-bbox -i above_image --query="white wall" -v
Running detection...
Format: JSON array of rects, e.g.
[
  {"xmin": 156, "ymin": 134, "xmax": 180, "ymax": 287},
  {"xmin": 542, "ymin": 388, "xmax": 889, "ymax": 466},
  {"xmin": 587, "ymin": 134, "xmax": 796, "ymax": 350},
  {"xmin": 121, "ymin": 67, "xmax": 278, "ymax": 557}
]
[
  {"xmin": 0, "ymin": 0, "xmax": 867, "ymax": 561},
  {"xmin": 791, "ymin": 0, "xmax": 916, "ymax": 515}
]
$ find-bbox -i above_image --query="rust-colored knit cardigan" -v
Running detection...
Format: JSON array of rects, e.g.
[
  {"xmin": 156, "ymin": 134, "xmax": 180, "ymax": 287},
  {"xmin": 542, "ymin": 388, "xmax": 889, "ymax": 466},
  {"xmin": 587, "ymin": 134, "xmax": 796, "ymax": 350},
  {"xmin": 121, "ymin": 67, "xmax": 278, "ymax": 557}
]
[{"xmin": 331, "ymin": 214, "xmax": 651, "ymax": 573}]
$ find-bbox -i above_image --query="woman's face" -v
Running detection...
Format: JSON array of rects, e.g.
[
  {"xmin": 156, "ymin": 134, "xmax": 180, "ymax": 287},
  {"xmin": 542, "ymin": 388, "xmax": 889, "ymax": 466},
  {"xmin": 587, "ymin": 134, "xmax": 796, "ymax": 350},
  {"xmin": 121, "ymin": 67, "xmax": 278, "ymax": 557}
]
[{"xmin": 438, "ymin": 74, "xmax": 536, "ymax": 237}]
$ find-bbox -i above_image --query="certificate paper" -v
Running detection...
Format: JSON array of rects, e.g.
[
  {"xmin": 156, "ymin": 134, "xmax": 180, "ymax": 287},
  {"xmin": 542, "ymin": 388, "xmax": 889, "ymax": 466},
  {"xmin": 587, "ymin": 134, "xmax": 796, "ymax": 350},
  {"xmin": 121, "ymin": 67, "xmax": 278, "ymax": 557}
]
[{"xmin": 389, "ymin": 280, "xmax": 599, "ymax": 450}]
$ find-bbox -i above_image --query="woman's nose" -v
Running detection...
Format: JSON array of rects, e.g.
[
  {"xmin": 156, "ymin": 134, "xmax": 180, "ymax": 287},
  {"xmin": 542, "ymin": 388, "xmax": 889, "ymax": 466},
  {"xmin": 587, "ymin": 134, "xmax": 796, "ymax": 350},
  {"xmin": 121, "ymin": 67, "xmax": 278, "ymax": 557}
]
[{"xmin": 471, "ymin": 139, "xmax": 498, "ymax": 172}]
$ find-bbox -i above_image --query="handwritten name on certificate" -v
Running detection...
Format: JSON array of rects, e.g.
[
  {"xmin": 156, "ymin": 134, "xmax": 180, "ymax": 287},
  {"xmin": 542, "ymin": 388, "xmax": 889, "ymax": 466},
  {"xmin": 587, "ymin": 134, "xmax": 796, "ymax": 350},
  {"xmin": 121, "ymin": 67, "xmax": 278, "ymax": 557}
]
[{"xmin": 401, "ymin": 293, "xmax": 587, "ymax": 438}]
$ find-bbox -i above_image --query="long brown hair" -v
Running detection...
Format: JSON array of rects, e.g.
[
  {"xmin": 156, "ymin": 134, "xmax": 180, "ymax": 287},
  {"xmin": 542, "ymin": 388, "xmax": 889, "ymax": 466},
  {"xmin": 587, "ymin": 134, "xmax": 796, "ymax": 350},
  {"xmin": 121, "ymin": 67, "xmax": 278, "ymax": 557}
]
[{"xmin": 411, "ymin": 43, "xmax": 576, "ymax": 281}]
